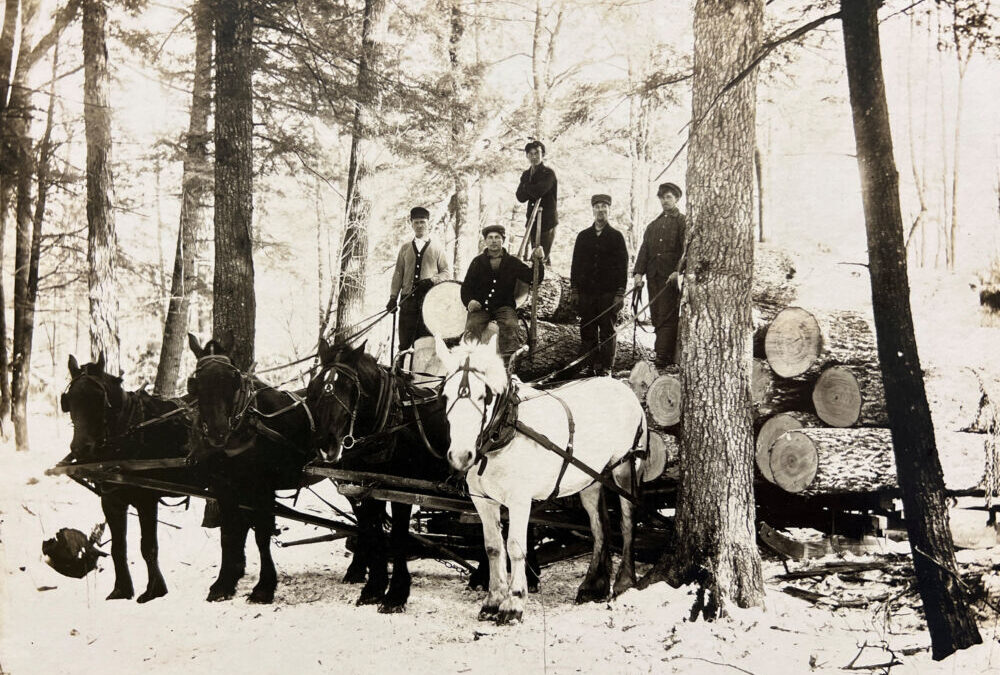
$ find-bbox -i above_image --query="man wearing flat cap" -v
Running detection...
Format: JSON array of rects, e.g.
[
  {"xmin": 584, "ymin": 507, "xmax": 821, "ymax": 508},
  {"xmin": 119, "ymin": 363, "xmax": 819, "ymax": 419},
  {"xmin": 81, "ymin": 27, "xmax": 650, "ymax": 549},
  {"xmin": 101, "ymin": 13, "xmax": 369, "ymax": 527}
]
[
  {"xmin": 633, "ymin": 182, "xmax": 687, "ymax": 367},
  {"xmin": 387, "ymin": 206, "xmax": 451, "ymax": 351},
  {"xmin": 461, "ymin": 225, "xmax": 545, "ymax": 359},
  {"xmin": 570, "ymin": 194, "xmax": 629, "ymax": 376},
  {"xmin": 515, "ymin": 140, "xmax": 558, "ymax": 265}
]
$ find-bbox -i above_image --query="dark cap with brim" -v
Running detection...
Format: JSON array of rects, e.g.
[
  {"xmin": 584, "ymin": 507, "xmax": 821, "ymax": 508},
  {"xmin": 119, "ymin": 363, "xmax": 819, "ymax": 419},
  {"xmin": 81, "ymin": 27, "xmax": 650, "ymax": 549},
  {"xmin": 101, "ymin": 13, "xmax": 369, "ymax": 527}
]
[
  {"xmin": 591, "ymin": 194, "xmax": 612, "ymax": 206},
  {"xmin": 657, "ymin": 182, "xmax": 682, "ymax": 199},
  {"xmin": 410, "ymin": 206, "xmax": 430, "ymax": 220},
  {"xmin": 481, "ymin": 224, "xmax": 506, "ymax": 238}
]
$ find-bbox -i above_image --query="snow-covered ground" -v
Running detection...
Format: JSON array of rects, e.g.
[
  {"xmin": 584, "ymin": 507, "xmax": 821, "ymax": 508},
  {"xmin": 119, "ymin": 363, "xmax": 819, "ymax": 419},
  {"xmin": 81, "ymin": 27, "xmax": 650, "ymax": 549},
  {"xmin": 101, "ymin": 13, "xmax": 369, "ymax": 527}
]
[{"xmin": 1, "ymin": 414, "xmax": 997, "ymax": 675}]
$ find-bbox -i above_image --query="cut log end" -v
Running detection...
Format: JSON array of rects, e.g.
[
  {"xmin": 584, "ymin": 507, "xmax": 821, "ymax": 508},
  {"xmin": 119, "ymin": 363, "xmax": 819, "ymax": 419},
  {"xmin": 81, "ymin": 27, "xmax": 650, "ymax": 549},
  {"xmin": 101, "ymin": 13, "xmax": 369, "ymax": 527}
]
[
  {"xmin": 769, "ymin": 431, "xmax": 818, "ymax": 494},
  {"xmin": 756, "ymin": 413, "xmax": 809, "ymax": 481},
  {"xmin": 646, "ymin": 373, "xmax": 682, "ymax": 427},
  {"xmin": 812, "ymin": 365, "xmax": 861, "ymax": 427},
  {"xmin": 764, "ymin": 307, "xmax": 822, "ymax": 378}
]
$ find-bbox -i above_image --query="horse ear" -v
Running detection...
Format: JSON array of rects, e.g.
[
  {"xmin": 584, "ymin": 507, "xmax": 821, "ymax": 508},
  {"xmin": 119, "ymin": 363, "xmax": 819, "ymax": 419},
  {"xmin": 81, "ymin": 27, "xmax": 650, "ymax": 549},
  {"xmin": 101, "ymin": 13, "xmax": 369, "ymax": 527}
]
[
  {"xmin": 188, "ymin": 333, "xmax": 204, "ymax": 358},
  {"xmin": 355, "ymin": 339, "xmax": 368, "ymax": 355},
  {"xmin": 68, "ymin": 355, "xmax": 81, "ymax": 378},
  {"xmin": 96, "ymin": 352, "xmax": 106, "ymax": 373},
  {"xmin": 317, "ymin": 338, "xmax": 332, "ymax": 364}
]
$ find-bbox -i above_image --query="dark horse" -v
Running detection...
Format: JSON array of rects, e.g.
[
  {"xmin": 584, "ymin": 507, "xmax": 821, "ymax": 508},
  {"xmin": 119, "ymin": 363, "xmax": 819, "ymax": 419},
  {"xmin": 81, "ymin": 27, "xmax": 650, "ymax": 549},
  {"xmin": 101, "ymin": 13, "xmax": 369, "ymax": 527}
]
[
  {"xmin": 305, "ymin": 338, "xmax": 453, "ymax": 613},
  {"xmin": 61, "ymin": 353, "xmax": 192, "ymax": 602},
  {"xmin": 186, "ymin": 333, "xmax": 314, "ymax": 604}
]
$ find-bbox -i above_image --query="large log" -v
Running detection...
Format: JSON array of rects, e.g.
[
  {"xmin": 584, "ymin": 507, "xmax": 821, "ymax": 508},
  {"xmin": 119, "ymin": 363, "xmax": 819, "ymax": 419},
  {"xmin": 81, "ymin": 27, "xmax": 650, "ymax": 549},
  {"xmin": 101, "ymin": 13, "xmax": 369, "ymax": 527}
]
[
  {"xmin": 513, "ymin": 320, "xmax": 654, "ymax": 381},
  {"xmin": 763, "ymin": 307, "xmax": 877, "ymax": 377},
  {"xmin": 811, "ymin": 363, "xmax": 887, "ymax": 427},
  {"xmin": 646, "ymin": 373, "xmax": 682, "ymax": 427},
  {"xmin": 766, "ymin": 428, "xmax": 987, "ymax": 496},
  {"xmin": 752, "ymin": 245, "xmax": 798, "ymax": 320},
  {"xmin": 751, "ymin": 358, "xmax": 814, "ymax": 418},
  {"xmin": 628, "ymin": 360, "xmax": 659, "ymax": 400},
  {"xmin": 754, "ymin": 411, "xmax": 822, "ymax": 481},
  {"xmin": 642, "ymin": 430, "xmax": 680, "ymax": 483}
]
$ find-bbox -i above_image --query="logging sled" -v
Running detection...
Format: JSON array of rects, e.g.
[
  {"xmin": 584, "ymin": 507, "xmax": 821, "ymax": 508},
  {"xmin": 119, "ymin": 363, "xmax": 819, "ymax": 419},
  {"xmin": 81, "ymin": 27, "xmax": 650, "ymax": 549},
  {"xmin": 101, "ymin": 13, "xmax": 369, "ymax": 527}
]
[{"xmin": 46, "ymin": 245, "xmax": 1000, "ymax": 614}]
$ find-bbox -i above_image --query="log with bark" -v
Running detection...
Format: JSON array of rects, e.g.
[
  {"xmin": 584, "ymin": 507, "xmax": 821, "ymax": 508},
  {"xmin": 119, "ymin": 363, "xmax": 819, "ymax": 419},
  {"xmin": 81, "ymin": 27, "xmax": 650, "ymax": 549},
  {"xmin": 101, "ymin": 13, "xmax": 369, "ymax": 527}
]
[
  {"xmin": 752, "ymin": 245, "xmax": 798, "ymax": 320},
  {"xmin": 765, "ymin": 428, "xmax": 987, "ymax": 496},
  {"xmin": 513, "ymin": 320, "xmax": 654, "ymax": 381},
  {"xmin": 754, "ymin": 411, "xmax": 821, "ymax": 481},
  {"xmin": 642, "ymin": 430, "xmax": 680, "ymax": 483},
  {"xmin": 811, "ymin": 363, "xmax": 887, "ymax": 427},
  {"xmin": 763, "ymin": 307, "xmax": 877, "ymax": 378},
  {"xmin": 628, "ymin": 359, "xmax": 659, "ymax": 400},
  {"xmin": 751, "ymin": 358, "xmax": 815, "ymax": 418}
]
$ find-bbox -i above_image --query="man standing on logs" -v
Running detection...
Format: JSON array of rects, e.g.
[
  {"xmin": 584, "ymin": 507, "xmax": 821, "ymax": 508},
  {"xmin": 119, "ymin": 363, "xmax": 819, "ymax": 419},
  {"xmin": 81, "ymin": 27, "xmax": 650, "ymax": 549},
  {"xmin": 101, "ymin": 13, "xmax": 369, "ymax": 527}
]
[
  {"xmin": 570, "ymin": 194, "xmax": 629, "ymax": 376},
  {"xmin": 462, "ymin": 225, "xmax": 545, "ymax": 361},
  {"xmin": 632, "ymin": 182, "xmax": 687, "ymax": 368},
  {"xmin": 386, "ymin": 207, "xmax": 451, "ymax": 351},
  {"xmin": 515, "ymin": 141, "xmax": 558, "ymax": 265}
]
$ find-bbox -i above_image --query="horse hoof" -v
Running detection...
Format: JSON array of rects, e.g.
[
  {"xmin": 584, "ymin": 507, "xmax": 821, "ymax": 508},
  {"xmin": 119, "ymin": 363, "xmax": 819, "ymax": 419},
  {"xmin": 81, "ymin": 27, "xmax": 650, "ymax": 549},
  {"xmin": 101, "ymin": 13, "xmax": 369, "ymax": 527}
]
[
  {"xmin": 207, "ymin": 588, "xmax": 235, "ymax": 602},
  {"xmin": 528, "ymin": 581, "xmax": 540, "ymax": 594},
  {"xmin": 343, "ymin": 568, "xmax": 367, "ymax": 584},
  {"xmin": 106, "ymin": 588, "xmax": 134, "ymax": 601},
  {"xmin": 356, "ymin": 592, "xmax": 384, "ymax": 606},
  {"xmin": 248, "ymin": 589, "xmax": 275, "ymax": 604},
  {"xmin": 137, "ymin": 587, "xmax": 167, "ymax": 604},
  {"xmin": 468, "ymin": 577, "xmax": 487, "ymax": 591},
  {"xmin": 378, "ymin": 603, "xmax": 406, "ymax": 614},
  {"xmin": 478, "ymin": 607, "xmax": 498, "ymax": 621},
  {"xmin": 495, "ymin": 610, "xmax": 522, "ymax": 625},
  {"xmin": 575, "ymin": 589, "xmax": 605, "ymax": 604}
]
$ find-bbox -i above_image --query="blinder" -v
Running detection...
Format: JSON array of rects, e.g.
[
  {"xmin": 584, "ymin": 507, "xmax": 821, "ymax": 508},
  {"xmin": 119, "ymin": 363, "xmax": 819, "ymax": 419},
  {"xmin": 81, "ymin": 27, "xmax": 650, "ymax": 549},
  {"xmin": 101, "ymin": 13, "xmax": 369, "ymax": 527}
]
[
  {"xmin": 60, "ymin": 392, "xmax": 70, "ymax": 413},
  {"xmin": 187, "ymin": 376, "xmax": 198, "ymax": 397}
]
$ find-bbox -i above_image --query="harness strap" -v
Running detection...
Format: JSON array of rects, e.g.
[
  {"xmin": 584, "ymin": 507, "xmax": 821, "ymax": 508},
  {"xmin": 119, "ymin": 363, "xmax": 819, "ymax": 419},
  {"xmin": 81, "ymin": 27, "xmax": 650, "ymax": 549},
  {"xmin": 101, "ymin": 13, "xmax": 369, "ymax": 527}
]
[
  {"xmin": 408, "ymin": 385, "xmax": 444, "ymax": 459},
  {"xmin": 546, "ymin": 394, "xmax": 576, "ymax": 501},
  {"xmin": 514, "ymin": 419, "xmax": 639, "ymax": 505}
]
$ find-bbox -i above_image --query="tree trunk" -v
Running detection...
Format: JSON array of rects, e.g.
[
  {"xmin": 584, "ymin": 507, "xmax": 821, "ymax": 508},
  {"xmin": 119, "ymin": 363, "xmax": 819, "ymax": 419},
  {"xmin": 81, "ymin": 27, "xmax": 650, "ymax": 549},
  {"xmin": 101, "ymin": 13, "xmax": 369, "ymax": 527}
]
[
  {"xmin": 448, "ymin": 0, "xmax": 468, "ymax": 275},
  {"xmin": 840, "ymin": 0, "xmax": 981, "ymax": 657},
  {"xmin": 640, "ymin": 0, "xmax": 765, "ymax": 616},
  {"xmin": 82, "ymin": 0, "xmax": 120, "ymax": 372},
  {"xmin": 335, "ymin": 0, "xmax": 388, "ymax": 342},
  {"xmin": 212, "ymin": 0, "xmax": 255, "ymax": 371},
  {"xmin": 0, "ymin": 0, "xmax": 17, "ymax": 118},
  {"xmin": 155, "ymin": 0, "xmax": 212, "ymax": 396}
]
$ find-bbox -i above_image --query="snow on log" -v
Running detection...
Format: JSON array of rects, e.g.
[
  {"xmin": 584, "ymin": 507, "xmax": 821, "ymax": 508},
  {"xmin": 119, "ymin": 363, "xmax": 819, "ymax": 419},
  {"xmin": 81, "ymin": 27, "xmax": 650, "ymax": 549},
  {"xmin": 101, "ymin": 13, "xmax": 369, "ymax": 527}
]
[
  {"xmin": 751, "ymin": 358, "xmax": 815, "ymax": 418},
  {"xmin": 811, "ymin": 363, "xmax": 887, "ymax": 427},
  {"xmin": 763, "ymin": 307, "xmax": 877, "ymax": 378},
  {"xmin": 754, "ymin": 411, "xmax": 822, "ymax": 481},
  {"xmin": 766, "ymin": 428, "xmax": 987, "ymax": 496},
  {"xmin": 753, "ymin": 245, "xmax": 798, "ymax": 320},
  {"xmin": 513, "ymin": 320, "xmax": 654, "ymax": 381}
]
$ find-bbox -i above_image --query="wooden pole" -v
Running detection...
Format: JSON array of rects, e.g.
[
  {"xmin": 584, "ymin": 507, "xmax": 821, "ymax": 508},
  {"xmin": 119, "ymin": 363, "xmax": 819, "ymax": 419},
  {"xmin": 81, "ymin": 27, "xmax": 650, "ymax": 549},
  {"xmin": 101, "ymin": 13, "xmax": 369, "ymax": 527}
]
[{"xmin": 529, "ymin": 206, "xmax": 543, "ymax": 348}]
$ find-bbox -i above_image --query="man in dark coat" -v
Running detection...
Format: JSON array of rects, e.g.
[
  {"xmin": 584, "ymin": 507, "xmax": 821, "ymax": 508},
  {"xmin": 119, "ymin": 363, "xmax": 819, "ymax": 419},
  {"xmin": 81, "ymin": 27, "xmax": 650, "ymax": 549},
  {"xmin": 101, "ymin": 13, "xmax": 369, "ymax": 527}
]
[
  {"xmin": 633, "ymin": 182, "xmax": 687, "ymax": 367},
  {"xmin": 515, "ymin": 140, "xmax": 558, "ymax": 265},
  {"xmin": 570, "ymin": 194, "xmax": 629, "ymax": 376},
  {"xmin": 462, "ymin": 225, "xmax": 545, "ymax": 358},
  {"xmin": 386, "ymin": 206, "xmax": 451, "ymax": 350}
]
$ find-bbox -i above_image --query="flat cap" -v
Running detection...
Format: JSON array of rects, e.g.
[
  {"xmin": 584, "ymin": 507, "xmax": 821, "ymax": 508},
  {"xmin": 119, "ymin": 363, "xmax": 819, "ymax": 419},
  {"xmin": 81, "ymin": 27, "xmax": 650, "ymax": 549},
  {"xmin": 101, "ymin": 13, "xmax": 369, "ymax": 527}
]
[
  {"xmin": 591, "ymin": 193, "xmax": 612, "ymax": 206},
  {"xmin": 657, "ymin": 182, "xmax": 682, "ymax": 199},
  {"xmin": 481, "ymin": 224, "xmax": 506, "ymax": 238},
  {"xmin": 524, "ymin": 140, "xmax": 546, "ymax": 155},
  {"xmin": 409, "ymin": 206, "xmax": 430, "ymax": 220}
]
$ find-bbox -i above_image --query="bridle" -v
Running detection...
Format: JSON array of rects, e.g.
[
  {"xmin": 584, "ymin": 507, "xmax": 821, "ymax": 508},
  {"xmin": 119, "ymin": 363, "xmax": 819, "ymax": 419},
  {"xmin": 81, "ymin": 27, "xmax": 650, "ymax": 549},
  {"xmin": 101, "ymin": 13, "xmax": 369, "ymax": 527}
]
[
  {"xmin": 309, "ymin": 361, "xmax": 391, "ymax": 461},
  {"xmin": 442, "ymin": 356, "xmax": 501, "ymax": 464},
  {"xmin": 192, "ymin": 355, "xmax": 257, "ymax": 449},
  {"xmin": 62, "ymin": 373, "xmax": 139, "ymax": 453}
]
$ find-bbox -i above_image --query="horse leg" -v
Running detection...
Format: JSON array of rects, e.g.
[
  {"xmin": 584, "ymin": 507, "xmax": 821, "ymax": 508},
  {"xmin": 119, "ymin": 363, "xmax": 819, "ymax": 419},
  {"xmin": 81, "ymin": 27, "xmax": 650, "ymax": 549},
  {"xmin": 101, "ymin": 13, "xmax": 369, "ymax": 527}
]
[
  {"xmin": 343, "ymin": 497, "xmax": 368, "ymax": 584},
  {"xmin": 497, "ymin": 502, "xmax": 531, "ymax": 624},
  {"xmin": 248, "ymin": 511, "xmax": 278, "ymax": 604},
  {"xmin": 207, "ymin": 504, "xmax": 248, "ymax": 601},
  {"xmin": 101, "ymin": 496, "xmax": 134, "ymax": 600},
  {"xmin": 473, "ymin": 496, "xmax": 506, "ymax": 621},
  {"xmin": 356, "ymin": 498, "xmax": 389, "ymax": 606},
  {"xmin": 468, "ymin": 548, "xmax": 489, "ymax": 591},
  {"xmin": 576, "ymin": 483, "xmax": 611, "ymax": 604},
  {"xmin": 380, "ymin": 501, "xmax": 413, "ymax": 613},
  {"xmin": 612, "ymin": 468, "xmax": 638, "ymax": 598},
  {"xmin": 526, "ymin": 524, "xmax": 541, "ymax": 593},
  {"xmin": 135, "ymin": 498, "xmax": 168, "ymax": 603}
]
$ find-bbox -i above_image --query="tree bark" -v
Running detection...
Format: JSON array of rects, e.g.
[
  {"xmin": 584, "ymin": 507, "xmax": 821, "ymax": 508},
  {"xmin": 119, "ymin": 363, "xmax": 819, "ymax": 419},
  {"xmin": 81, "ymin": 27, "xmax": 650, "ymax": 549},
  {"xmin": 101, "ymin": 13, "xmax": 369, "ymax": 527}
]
[
  {"xmin": 155, "ymin": 0, "xmax": 213, "ymax": 395},
  {"xmin": 840, "ymin": 0, "xmax": 981, "ymax": 657},
  {"xmin": 0, "ymin": 0, "xmax": 17, "ymax": 118},
  {"xmin": 82, "ymin": 0, "xmax": 120, "ymax": 372},
  {"xmin": 212, "ymin": 0, "xmax": 255, "ymax": 371},
  {"xmin": 640, "ymin": 0, "xmax": 765, "ymax": 616},
  {"xmin": 448, "ymin": 0, "xmax": 468, "ymax": 276}
]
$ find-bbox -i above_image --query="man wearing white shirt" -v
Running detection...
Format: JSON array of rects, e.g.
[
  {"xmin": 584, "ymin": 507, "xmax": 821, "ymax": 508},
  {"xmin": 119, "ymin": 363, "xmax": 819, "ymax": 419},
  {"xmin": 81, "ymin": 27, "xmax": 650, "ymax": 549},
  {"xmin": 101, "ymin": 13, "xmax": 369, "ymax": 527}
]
[{"xmin": 387, "ymin": 207, "xmax": 451, "ymax": 350}]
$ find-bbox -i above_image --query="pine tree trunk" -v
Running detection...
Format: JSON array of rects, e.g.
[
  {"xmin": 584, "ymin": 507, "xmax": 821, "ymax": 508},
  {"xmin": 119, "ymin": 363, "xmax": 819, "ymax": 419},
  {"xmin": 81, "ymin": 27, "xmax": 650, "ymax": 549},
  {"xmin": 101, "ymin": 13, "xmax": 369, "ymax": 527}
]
[
  {"xmin": 448, "ymin": 0, "xmax": 467, "ymax": 276},
  {"xmin": 335, "ymin": 0, "xmax": 387, "ymax": 341},
  {"xmin": 641, "ymin": 0, "xmax": 765, "ymax": 615},
  {"xmin": 10, "ymin": 83, "xmax": 34, "ymax": 452},
  {"xmin": 82, "ymin": 0, "xmax": 120, "ymax": 372},
  {"xmin": 155, "ymin": 0, "xmax": 212, "ymax": 396},
  {"xmin": 840, "ymin": 0, "xmax": 981, "ymax": 657},
  {"xmin": 0, "ymin": 0, "xmax": 16, "ymax": 119},
  {"xmin": 212, "ymin": 0, "xmax": 255, "ymax": 371}
]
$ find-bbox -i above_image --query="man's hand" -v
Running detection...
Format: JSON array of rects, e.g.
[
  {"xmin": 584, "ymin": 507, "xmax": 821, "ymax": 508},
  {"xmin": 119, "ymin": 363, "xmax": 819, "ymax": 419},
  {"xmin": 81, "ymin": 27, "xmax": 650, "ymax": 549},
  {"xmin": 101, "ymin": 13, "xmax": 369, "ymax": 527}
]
[
  {"xmin": 385, "ymin": 297, "xmax": 398, "ymax": 313},
  {"xmin": 416, "ymin": 278, "xmax": 434, "ymax": 293},
  {"xmin": 667, "ymin": 271, "xmax": 679, "ymax": 288},
  {"xmin": 467, "ymin": 300, "xmax": 483, "ymax": 312},
  {"xmin": 632, "ymin": 274, "xmax": 644, "ymax": 289},
  {"xmin": 613, "ymin": 293, "xmax": 625, "ymax": 313},
  {"xmin": 531, "ymin": 246, "xmax": 545, "ymax": 261}
]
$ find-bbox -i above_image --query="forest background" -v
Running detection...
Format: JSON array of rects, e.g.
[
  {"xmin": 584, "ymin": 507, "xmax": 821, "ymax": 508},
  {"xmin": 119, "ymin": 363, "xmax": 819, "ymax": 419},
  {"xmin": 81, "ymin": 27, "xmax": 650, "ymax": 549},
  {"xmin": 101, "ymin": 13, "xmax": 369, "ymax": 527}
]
[{"xmin": 0, "ymin": 0, "xmax": 998, "ymax": 452}]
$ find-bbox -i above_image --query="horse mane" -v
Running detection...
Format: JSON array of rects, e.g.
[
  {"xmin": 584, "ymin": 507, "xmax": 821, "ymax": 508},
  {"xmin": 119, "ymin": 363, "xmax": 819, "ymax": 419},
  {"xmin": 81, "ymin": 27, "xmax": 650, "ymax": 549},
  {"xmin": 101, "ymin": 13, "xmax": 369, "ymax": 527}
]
[{"xmin": 450, "ymin": 339, "xmax": 508, "ymax": 394}]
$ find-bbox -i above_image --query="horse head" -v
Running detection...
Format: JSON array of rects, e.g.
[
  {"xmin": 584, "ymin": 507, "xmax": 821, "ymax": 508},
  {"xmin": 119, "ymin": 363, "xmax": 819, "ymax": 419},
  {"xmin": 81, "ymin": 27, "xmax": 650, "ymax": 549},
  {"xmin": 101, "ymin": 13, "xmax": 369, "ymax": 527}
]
[
  {"xmin": 305, "ymin": 337, "xmax": 376, "ymax": 464},
  {"xmin": 435, "ymin": 335, "xmax": 508, "ymax": 473},
  {"xmin": 62, "ymin": 352, "xmax": 126, "ymax": 461},
  {"xmin": 186, "ymin": 332, "xmax": 250, "ymax": 463}
]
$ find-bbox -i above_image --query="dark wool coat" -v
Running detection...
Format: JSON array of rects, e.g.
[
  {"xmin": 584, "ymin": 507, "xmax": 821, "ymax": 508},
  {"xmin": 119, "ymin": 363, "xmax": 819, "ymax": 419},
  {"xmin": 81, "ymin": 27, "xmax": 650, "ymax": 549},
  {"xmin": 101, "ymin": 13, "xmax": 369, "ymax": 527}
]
[
  {"xmin": 515, "ymin": 163, "xmax": 558, "ymax": 231},
  {"xmin": 461, "ymin": 250, "xmax": 543, "ymax": 312},
  {"xmin": 570, "ymin": 224, "xmax": 629, "ymax": 295},
  {"xmin": 633, "ymin": 208, "xmax": 687, "ymax": 280}
]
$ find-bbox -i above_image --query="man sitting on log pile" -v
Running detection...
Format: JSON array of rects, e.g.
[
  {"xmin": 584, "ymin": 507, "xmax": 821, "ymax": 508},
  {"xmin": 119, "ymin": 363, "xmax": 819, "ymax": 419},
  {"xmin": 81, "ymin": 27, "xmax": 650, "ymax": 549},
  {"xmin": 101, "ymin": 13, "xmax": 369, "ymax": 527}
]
[
  {"xmin": 461, "ymin": 224, "xmax": 545, "ymax": 362},
  {"xmin": 632, "ymin": 181, "xmax": 687, "ymax": 368},
  {"xmin": 386, "ymin": 206, "xmax": 451, "ymax": 351},
  {"xmin": 570, "ymin": 193, "xmax": 629, "ymax": 376}
]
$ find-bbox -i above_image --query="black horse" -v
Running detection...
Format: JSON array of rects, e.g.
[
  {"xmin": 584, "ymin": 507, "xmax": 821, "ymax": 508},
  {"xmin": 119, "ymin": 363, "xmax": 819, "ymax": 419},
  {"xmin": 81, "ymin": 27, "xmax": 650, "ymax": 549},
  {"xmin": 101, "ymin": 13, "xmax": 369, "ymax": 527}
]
[
  {"xmin": 185, "ymin": 333, "xmax": 314, "ymax": 604},
  {"xmin": 61, "ymin": 353, "xmax": 192, "ymax": 602},
  {"xmin": 305, "ymin": 338, "xmax": 455, "ymax": 613}
]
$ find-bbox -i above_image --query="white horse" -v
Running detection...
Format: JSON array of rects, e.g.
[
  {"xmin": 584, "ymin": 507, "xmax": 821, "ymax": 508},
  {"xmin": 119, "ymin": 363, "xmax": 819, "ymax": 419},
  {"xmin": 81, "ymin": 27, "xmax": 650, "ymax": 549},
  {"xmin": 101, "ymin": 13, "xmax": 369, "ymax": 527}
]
[{"xmin": 436, "ymin": 337, "xmax": 647, "ymax": 623}]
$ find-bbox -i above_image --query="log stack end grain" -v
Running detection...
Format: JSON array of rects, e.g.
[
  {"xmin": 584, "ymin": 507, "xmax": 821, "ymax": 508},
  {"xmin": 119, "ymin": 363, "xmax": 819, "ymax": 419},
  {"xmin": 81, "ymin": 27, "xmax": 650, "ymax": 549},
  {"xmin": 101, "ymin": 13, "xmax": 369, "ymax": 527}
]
[{"xmin": 763, "ymin": 307, "xmax": 823, "ymax": 378}]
